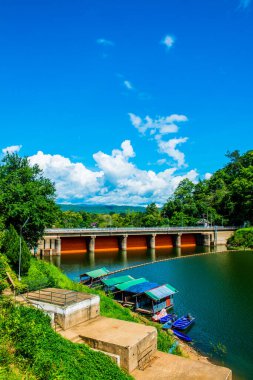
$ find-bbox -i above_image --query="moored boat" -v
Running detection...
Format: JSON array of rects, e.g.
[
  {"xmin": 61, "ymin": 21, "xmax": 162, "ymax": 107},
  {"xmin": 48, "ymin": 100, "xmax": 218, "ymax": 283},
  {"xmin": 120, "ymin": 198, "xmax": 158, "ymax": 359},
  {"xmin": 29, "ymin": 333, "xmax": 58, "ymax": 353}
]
[
  {"xmin": 173, "ymin": 330, "xmax": 192, "ymax": 342},
  {"xmin": 172, "ymin": 314, "xmax": 195, "ymax": 330}
]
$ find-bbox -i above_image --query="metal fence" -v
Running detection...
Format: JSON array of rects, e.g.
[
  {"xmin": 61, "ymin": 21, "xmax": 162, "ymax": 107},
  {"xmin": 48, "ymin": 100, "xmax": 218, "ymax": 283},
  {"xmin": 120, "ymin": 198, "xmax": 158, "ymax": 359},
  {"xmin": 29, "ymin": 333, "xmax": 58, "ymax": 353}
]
[{"xmin": 26, "ymin": 288, "xmax": 79, "ymax": 306}]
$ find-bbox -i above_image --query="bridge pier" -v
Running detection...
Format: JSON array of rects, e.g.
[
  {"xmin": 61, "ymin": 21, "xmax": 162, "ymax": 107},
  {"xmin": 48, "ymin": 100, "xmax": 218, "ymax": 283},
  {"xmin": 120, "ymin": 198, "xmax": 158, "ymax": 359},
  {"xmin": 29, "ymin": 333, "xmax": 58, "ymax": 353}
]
[
  {"xmin": 202, "ymin": 233, "xmax": 211, "ymax": 246},
  {"xmin": 174, "ymin": 233, "xmax": 182, "ymax": 248},
  {"xmin": 119, "ymin": 235, "xmax": 128, "ymax": 251},
  {"xmin": 55, "ymin": 238, "xmax": 61, "ymax": 255},
  {"xmin": 87, "ymin": 236, "xmax": 96, "ymax": 253},
  {"xmin": 148, "ymin": 234, "xmax": 156, "ymax": 249}
]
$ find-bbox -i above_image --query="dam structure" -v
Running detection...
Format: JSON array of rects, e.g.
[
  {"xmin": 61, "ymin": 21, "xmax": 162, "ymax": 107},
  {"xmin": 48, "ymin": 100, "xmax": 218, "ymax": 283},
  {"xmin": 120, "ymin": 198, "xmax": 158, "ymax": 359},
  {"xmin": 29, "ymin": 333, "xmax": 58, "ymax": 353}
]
[{"xmin": 38, "ymin": 226, "xmax": 236, "ymax": 256}]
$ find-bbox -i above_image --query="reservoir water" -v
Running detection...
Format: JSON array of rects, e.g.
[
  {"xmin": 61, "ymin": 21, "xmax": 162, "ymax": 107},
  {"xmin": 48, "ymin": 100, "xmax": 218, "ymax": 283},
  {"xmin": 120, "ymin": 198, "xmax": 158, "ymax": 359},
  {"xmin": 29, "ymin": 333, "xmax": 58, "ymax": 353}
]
[{"xmin": 47, "ymin": 247, "xmax": 253, "ymax": 380}]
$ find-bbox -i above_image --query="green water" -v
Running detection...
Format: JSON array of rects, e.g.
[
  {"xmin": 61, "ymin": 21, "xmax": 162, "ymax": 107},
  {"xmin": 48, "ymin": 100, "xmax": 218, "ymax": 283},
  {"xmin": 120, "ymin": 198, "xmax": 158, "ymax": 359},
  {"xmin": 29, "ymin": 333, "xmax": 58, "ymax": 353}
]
[{"xmin": 48, "ymin": 248, "xmax": 253, "ymax": 379}]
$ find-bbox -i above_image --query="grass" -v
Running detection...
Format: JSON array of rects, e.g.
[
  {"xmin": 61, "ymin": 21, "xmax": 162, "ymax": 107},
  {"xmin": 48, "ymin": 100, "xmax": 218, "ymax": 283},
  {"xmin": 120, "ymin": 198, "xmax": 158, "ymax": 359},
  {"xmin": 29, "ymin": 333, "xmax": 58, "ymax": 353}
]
[{"xmin": 0, "ymin": 296, "xmax": 132, "ymax": 380}]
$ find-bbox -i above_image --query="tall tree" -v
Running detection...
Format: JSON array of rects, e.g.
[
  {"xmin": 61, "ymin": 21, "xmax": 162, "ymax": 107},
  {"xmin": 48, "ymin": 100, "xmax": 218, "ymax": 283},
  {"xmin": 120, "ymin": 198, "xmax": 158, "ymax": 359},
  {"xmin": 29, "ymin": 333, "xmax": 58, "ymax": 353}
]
[{"xmin": 0, "ymin": 153, "xmax": 59, "ymax": 247}]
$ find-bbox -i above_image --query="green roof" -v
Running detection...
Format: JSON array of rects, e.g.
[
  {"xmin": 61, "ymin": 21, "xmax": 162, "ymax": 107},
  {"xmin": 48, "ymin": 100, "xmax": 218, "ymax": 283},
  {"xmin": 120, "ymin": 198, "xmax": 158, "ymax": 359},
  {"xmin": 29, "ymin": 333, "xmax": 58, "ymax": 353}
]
[
  {"xmin": 102, "ymin": 275, "xmax": 135, "ymax": 287},
  {"xmin": 84, "ymin": 267, "xmax": 110, "ymax": 279},
  {"xmin": 116, "ymin": 278, "xmax": 147, "ymax": 291},
  {"xmin": 145, "ymin": 284, "xmax": 178, "ymax": 301}
]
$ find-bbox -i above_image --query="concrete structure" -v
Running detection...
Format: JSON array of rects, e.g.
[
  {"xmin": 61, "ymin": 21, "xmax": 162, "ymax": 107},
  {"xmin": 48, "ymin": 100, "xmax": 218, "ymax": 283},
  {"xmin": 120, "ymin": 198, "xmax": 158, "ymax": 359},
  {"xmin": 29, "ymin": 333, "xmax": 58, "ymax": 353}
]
[
  {"xmin": 60, "ymin": 316, "xmax": 157, "ymax": 372},
  {"xmin": 26, "ymin": 288, "xmax": 100, "ymax": 330},
  {"xmin": 38, "ymin": 226, "xmax": 236, "ymax": 255},
  {"xmin": 132, "ymin": 350, "xmax": 232, "ymax": 380}
]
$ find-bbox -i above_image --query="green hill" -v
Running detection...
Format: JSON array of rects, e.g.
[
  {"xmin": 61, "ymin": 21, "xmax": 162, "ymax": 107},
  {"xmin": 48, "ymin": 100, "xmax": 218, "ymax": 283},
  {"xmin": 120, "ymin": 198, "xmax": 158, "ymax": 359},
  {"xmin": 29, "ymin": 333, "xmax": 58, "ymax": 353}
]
[{"xmin": 58, "ymin": 204, "xmax": 146, "ymax": 214}]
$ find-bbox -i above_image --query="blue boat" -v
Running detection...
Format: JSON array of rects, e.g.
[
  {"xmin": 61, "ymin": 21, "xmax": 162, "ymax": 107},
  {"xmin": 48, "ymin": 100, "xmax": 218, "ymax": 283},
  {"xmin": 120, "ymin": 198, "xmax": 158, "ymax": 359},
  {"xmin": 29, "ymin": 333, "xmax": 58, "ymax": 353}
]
[
  {"xmin": 162, "ymin": 321, "xmax": 173, "ymax": 330},
  {"xmin": 159, "ymin": 313, "xmax": 178, "ymax": 324},
  {"xmin": 172, "ymin": 314, "xmax": 195, "ymax": 330},
  {"xmin": 173, "ymin": 330, "xmax": 192, "ymax": 342}
]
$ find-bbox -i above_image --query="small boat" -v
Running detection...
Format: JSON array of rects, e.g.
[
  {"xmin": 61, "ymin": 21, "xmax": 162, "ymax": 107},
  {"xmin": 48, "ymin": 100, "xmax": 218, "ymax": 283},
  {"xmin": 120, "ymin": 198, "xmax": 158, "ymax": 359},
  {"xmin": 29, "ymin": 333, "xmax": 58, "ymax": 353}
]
[
  {"xmin": 159, "ymin": 313, "xmax": 178, "ymax": 324},
  {"xmin": 162, "ymin": 321, "xmax": 173, "ymax": 330},
  {"xmin": 173, "ymin": 330, "xmax": 192, "ymax": 342},
  {"xmin": 172, "ymin": 314, "xmax": 195, "ymax": 331}
]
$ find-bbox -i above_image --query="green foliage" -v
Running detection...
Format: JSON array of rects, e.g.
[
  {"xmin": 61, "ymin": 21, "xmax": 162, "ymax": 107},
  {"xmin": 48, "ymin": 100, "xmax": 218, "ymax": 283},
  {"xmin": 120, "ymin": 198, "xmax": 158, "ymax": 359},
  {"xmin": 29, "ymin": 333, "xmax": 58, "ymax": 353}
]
[
  {"xmin": 0, "ymin": 153, "xmax": 60, "ymax": 248},
  {"xmin": 0, "ymin": 255, "xmax": 8, "ymax": 293},
  {"xmin": 0, "ymin": 297, "xmax": 132, "ymax": 380},
  {"xmin": 227, "ymin": 228, "xmax": 253, "ymax": 249},
  {"xmin": 162, "ymin": 150, "xmax": 253, "ymax": 226},
  {"xmin": 2, "ymin": 226, "xmax": 30, "ymax": 275}
]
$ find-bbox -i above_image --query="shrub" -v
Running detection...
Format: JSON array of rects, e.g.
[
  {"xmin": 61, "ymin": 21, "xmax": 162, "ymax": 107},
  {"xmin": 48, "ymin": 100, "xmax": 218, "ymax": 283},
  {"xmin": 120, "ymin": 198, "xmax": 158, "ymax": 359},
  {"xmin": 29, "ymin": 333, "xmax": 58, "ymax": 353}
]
[{"xmin": 227, "ymin": 228, "xmax": 253, "ymax": 249}]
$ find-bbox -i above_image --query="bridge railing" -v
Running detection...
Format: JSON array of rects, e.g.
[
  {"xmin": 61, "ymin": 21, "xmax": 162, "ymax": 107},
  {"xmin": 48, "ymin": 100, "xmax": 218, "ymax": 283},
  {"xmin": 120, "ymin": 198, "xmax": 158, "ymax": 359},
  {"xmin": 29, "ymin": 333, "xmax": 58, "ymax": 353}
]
[{"xmin": 45, "ymin": 226, "xmax": 237, "ymax": 234}]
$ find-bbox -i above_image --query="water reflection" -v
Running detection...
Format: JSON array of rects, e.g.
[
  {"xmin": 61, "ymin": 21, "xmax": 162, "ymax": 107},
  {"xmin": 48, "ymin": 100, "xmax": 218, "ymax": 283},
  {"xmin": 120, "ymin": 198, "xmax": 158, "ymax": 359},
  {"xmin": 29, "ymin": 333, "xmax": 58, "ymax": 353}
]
[{"xmin": 44, "ymin": 245, "xmax": 228, "ymax": 282}]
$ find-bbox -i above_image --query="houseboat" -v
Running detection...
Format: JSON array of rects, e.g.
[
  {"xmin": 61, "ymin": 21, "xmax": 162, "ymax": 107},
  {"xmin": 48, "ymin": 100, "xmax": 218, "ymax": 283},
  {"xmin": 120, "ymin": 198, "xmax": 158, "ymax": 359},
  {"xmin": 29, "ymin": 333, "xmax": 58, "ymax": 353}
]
[
  {"xmin": 80, "ymin": 267, "xmax": 110, "ymax": 286},
  {"xmin": 101, "ymin": 275, "xmax": 135, "ymax": 292},
  {"xmin": 135, "ymin": 283, "xmax": 178, "ymax": 315}
]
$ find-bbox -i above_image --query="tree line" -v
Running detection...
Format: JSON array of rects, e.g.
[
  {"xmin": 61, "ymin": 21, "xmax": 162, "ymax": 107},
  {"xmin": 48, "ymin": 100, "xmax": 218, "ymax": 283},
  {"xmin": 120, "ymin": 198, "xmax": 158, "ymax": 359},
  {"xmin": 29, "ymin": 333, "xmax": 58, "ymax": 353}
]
[{"xmin": 0, "ymin": 150, "xmax": 252, "ymax": 274}]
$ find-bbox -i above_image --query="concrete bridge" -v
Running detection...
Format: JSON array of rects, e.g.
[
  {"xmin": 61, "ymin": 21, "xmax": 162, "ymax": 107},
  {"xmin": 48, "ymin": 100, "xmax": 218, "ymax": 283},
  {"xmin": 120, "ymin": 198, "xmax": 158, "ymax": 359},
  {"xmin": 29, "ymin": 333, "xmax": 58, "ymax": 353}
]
[{"xmin": 38, "ymin": 226, "xmax": 236, "ymax": 256}]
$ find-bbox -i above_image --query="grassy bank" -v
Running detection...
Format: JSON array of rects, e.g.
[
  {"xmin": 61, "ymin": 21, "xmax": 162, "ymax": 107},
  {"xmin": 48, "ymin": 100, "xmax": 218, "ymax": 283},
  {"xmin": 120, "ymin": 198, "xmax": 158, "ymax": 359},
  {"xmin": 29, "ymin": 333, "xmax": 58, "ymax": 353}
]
[
  {"xmin": 0, "ymin": 255, "xmax": 132, "ymax": 380},
  {"xmin": 0, "ymin": 297, "xmax": 132, "ymax": 380},
  {"xmin": 21, "ymin": 258, "xmax": 181, "ymax": 355}
]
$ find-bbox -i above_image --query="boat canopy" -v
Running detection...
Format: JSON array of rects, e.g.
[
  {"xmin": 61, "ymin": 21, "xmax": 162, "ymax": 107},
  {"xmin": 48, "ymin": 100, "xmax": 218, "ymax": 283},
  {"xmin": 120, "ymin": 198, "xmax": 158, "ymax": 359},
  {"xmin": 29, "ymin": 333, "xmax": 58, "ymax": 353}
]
[
  {"xmin": 102, "ymin": 275, "xmax": 134, "ymax": 287},
  {"xmin": 145, "ymin": 284, "xmax": 178, "ymax": 301},
  {"xmin": 115, "ymin": 277, "xmax": 147, "ymax": 291},
  {"xmin": 125, "ymin": 281, "xmax": 159, "ymax": 295},
  {"xmin": 82, "ymin": 267, "xmax": 110, "ymax": 279}
]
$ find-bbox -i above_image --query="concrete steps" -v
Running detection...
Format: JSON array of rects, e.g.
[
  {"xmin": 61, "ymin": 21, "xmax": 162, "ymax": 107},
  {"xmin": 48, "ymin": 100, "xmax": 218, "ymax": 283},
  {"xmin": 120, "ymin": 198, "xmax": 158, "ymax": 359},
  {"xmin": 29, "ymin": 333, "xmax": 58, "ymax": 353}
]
[{"xmin": 70, "ymin": 335, "xmax": 84, "ymax": 344}]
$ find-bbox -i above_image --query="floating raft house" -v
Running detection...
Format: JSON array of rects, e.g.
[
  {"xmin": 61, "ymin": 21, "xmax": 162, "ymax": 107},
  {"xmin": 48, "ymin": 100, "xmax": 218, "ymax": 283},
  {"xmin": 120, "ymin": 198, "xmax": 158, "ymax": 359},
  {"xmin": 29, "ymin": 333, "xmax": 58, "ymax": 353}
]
[
  {"xmin": 80, "ymin": 267, "xmax": 110, "ymax": 286},
  {"xmin": 113, "ymin": 277, "xmax": 147, "ymax": 303},
  {"xmin": 102, "ymin": 275, "xmax": 134, "ymax": 291},
  {"xmin": 135, "ymin": 284, "xmax": 178, "ymax": 314}
]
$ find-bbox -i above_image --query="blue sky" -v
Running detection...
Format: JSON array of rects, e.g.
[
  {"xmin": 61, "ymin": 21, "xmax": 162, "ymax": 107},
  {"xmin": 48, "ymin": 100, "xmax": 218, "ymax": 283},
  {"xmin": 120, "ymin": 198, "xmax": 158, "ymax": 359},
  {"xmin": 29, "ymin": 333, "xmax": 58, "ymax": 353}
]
[{"xmin": 0, "ymin": 0, "xmax": 252, "ymax": 205}]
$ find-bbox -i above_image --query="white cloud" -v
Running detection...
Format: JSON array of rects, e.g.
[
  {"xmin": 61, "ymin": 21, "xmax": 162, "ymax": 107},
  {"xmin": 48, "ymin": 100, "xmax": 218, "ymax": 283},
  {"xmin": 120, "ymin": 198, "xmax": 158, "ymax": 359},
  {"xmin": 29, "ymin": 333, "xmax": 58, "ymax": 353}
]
[
  {"xmin": 204, "ymin": 172, "xmax": 212, "ymax": 180},
  {"xmin": 239, "ymin": 0, "xmax": 252, "ymax": 8},
  {"xmin": 21, "ymin": 140, "xmax": 198, "ymax": 206},
  {"xmin": 129, "ymin": 113, "xmax": 187, "ymax": 136},
  {"xmin": 2, "ymin": 145, "xmax": 22, "ymax": 154},
  {"xmin": 123, "ymin": 80, "xmax": 133, "ymax": 90},
  {"xmin": 129, "ymin": 113, "xmax": 189, "ymax": 167},
  {"xmin": 29, "ymin": 151, "xmax": 103, "ymax": 200},
  {"xmin": 96, "ymin": 38, "xmax": 114, "ymax": 46},
  {"xmin": 158, "ymin": 137, "xmax": 188, "ymax": 167},
  {"xmin": 161, "ymin": 35, "xmax": 175, "ymax": 49}
]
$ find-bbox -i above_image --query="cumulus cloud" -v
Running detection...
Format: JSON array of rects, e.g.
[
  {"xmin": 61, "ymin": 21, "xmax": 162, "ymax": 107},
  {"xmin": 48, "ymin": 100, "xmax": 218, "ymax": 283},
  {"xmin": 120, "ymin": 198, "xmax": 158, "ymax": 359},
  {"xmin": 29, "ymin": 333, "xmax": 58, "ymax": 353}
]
[
  {"xmin": 24, "ymin": 140, "xmax": 198, "ymax": 206},
  {"xmin": 129, "ymin": 113, "xmax": 189, "ymax": 167},
  {"xmin": 2, "ymin": 145, "xmax": 22, "ymax": 154},
  {"xmin": 129, "ymin": 113, "xmax": 187, "ymax": 136},
  {"xmin": 161, "ymin": 35, "xmax": 175, "ymax": 49},
  {"xmin": 29, "ymin": 151, "xmax": 103, "ymax": 200},
  {"xmin": 96, "ymin": 38, "xmax": 114, "ymax": 46},
  {"xmin": 123, "ymin": 80, "xmax": 134, "ymax": 90},
  {"xmin": 158, "ymin": 137, "xmax": 188, "ymax": 167},
  {"xmin": 204, "ymin": 172, "xmax": 212, "ymax": 180}
]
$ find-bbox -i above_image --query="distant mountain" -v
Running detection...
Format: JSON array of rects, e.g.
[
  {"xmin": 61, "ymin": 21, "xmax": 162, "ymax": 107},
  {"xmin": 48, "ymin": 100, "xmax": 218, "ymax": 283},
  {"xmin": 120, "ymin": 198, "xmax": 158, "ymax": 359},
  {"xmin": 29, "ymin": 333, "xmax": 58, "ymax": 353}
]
[{"xmin": 58, "ymin": 204, "xmax": 146, "ymax": 214}]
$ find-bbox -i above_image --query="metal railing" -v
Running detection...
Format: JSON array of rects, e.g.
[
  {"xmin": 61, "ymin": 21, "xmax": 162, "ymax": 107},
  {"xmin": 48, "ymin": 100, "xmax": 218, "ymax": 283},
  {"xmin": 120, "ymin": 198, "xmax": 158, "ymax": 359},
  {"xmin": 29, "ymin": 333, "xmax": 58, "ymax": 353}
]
[
  {"xmin": 26, "ymin": 288, "xmax": 79, "ymax": 306},
  {"xmin": 45, "ymin": 226, "xmax": 237, "ymax": 234}
]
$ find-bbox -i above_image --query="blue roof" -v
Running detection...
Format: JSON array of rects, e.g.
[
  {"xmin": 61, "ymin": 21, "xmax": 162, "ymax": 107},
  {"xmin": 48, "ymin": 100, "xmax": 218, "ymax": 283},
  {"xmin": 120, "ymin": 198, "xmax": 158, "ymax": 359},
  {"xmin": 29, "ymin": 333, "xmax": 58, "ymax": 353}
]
[
  {"xmin": 125, "ymin": 281, "xmax": 159, "ymax": 294},
  {"xmin": 145, "ymin": 284, "xmax": 178, "ymax": 300}
]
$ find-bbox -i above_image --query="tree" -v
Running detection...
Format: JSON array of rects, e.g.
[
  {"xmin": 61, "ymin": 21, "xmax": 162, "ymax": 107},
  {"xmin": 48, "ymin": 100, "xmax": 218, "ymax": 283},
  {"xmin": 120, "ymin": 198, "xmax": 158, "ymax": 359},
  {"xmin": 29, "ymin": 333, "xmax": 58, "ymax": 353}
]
[
  {"xmin": 2, "ymin": 225, "xmax": 31, "ymax": 275},
  {"xmin": 0, "ymin": 153, "xmax": 59, "ymax": 248}
]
